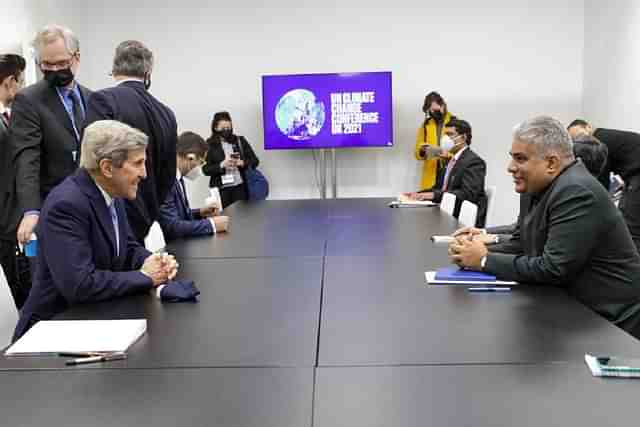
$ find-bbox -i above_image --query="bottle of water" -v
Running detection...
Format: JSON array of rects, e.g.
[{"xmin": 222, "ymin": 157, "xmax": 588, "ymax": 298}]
[{"xmin": 206, "ymin": 187, "xmax": 223, "ymax": 214}]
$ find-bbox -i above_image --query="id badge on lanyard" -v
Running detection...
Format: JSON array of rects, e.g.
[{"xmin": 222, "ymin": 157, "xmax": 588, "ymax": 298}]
[{"xmin": 221, "ymin": 173, "xmax": 235, "ymax": 185}]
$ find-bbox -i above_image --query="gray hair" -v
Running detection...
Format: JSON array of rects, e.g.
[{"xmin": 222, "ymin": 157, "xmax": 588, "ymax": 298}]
[
  {"xmin": 33, "ymin": 24, "xmax": 79, "ymax": 62},
  {"xmin": 513, "ymin": 116, "xmax": 575, "ymax": 160},
  {"xmin": 111, "ymin": 40, "xmax": 154, "ymax": 78},
  {"xmin": 80, "ymin": 120, "xmax": 148, "ymax": 171}
]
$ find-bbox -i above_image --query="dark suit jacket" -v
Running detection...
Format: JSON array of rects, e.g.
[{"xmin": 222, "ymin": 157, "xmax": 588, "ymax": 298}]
[
  {"xmin": 14, "ymin": 169, "xmax": 153, "ymax": 340},
  {"xmin": 9, "ymin": 80, "xmax": 91, "ymax": 213},
  {"xmin": 203, "ymin": 135, "xmax": 259, "ymax": 189},
  {"xmin": 484, "ymin": 161, "xmax": 640, "ymax": 333},
  {"xmin": 593, "ymin": 128, "xmax": 640, "ymax": 185},
  {"xmin": 158, "ymin": 179, "xmax": 213, "ymax": 241},
  {"xmin": 85, "ymin": 81, "xmax": 177, "ymax": 242},
  {"xmin": 0, "ymin": 114, "xmax": 19, "ymax": 241},
  {"xmin": 422, "ymin": 147, "xmax": 487, "ymax": 227}
]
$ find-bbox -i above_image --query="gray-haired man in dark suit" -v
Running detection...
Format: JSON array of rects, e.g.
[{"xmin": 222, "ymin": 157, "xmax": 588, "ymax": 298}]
[{"xmin": 450, "ymin": 116, "xmax": 640, "ymax": 339}]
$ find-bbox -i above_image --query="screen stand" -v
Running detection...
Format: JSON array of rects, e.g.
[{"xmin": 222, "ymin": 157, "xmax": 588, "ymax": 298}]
[
  {"xmin": 331, "ymin": 148, "xmax": 337, "ymax": 199},
  {"xmin": 320, "ymin": 149, "xmax": 327, "ymax": 199},
  {"xmin": 319, "ymin": 149, "xmax": 338, "ymax": 200}
]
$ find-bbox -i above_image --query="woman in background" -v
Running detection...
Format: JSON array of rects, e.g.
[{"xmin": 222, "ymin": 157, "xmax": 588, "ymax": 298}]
[
  {"xmin": 414, "ymin": 91, "xmax": 455, "ymax": 189},
  {"xmin": 203, "ymin": 111, "xmax": 259, "ymax": 208}
]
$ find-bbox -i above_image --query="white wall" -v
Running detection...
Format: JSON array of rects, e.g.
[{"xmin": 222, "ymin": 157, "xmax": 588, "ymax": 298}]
[
  {"xmin": 9, "ymin": 0, "xmax": 585, "ymax": 226},
  {"xmin": 583, "ymin": 0, "xmax": 640, "ymax": 132}
]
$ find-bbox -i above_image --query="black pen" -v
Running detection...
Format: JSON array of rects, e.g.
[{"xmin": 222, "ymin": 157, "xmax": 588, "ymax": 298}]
[
  {"xmin": 468, "ymin": 286, "xmax": 512, "ymax": 292},
  {"xmin": 58, "ymin": 352, "xmax": 102, "ymax": 358},
  {"xmin": 65, "ymin": 352, "xmax": 127, "ymax": 366}
]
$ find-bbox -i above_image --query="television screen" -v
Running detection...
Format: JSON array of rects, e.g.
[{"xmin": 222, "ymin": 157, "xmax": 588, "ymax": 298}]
[{"xmin": 262, "ymin": 71, "xmax": 393, "ymax": 150}]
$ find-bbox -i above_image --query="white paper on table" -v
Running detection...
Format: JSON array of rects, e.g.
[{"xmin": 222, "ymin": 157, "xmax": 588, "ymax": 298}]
[{"xmin": 5, "ymin": 319, "xmax": 147, "ymax": 356}]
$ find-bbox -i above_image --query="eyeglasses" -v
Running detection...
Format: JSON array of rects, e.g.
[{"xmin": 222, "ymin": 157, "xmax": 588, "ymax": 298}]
[{"xmin": 39, "ymin": 53, "xmax": 77, "ymax": 70}]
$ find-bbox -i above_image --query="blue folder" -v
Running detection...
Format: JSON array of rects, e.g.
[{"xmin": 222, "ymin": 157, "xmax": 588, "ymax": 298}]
[{"xmin": 434, "ymin": 267, "xmax": 497, "ymax": 282}]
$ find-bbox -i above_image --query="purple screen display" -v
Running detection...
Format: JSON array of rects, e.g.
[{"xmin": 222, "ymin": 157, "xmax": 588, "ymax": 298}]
[{"xmin": 262, "ymin": 71, "xmax": 393, "ymax": 150}]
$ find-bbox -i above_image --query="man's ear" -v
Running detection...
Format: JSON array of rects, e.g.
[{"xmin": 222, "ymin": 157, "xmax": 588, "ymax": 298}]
[
  {"xmin": 545, "ymin": 153, "xmax": 562, "ymax": 175},
  {"xmin": 99, "ymin": 158, "xmax": 114, "ymax": 178}
]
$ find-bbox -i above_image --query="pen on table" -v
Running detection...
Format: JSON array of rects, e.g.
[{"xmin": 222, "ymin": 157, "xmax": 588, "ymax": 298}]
[
  {"xmin": 467, "ymin": 287, "xmax": 512, "ymax": 292},
  {"xmin": 65, "ymin": 352, "xmax": 127, "ymax": 366}
]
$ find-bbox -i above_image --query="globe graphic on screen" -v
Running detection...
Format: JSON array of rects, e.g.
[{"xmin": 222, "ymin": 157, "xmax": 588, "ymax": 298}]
[{"xmin": 275, "ymin": 89, "xmax": 325, "ymax": 141}]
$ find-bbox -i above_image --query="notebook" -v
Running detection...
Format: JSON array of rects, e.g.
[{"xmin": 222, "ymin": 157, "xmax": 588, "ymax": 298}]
[
  {"xmin": 425, "ymin": 271, "xmax": 517, "ymax": 286},
  {"xmin": 435, "ymin": 267, "xmax": 496, "ymax": 282},
  {"xmin": 5, "ymin": 319, "xmax": 147, "ymax": 356}
]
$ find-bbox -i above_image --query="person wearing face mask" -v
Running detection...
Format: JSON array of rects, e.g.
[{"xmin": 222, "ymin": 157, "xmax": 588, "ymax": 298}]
[
  {"xmin": 0, "ymin": 53, "xmax": 28, "ymax": 308},
  {"xmin": 85, "ymin": 40, "xmax": 177, "ymax": 244},
  {"xmin": 203, "ymin": 111, "xmax": 260, "ymax": 208},
  {"xmin": 404, "ymin": 118, "xmax": 487, "ymax": 226},
  {"xmin": 158, "ymin": 131, "xmax": 230, "ymax": 241},
  {"xmin": 414, "ymin": 91, "xmax": 456, "ymax": 190},
  {"xmin": 8, "ymin": 25, "xmax": 92, "ymax": 252}
]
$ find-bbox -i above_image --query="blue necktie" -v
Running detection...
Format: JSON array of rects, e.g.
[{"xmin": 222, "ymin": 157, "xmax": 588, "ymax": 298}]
[
  {"xmin": 68, "ymin": 90, "xmax": 84, "ymax": 142},
  {"xmin": 109, "ymin": 203, "xmax": 120, "ymax": 257}
]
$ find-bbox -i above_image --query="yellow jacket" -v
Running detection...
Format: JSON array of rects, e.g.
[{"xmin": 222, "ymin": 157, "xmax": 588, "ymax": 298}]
[{"xmin": 414, "ymin": 112, "xmax": 454, "ymax": 189}]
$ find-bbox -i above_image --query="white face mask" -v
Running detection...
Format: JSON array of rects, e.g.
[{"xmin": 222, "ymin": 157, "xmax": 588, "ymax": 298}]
[
  {"xmin": 440, "ymin": 134, "xmax": 463, "ymax": 153},
  {"xmin": 184, "ymin": 165, "xmax": 204, "ymax": 181}
]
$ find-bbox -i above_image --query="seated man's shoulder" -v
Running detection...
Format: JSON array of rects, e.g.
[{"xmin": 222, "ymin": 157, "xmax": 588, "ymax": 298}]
[
  {"xmin": 42, "ymin": 176, "xmax": 92, "ymax": 215},
  {"xmin": 463, "ymin": 148, "xmax": 487, "ymax": 166}
]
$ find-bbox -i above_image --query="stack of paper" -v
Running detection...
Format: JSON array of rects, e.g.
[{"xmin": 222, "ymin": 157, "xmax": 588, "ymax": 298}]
[
  {"xmin": 5, "ymin": 319, "xmax": 147, "ymax": 356},
  {"xmin": 392, "ymin": 194, "xmax": 436, "ymax": 207}
]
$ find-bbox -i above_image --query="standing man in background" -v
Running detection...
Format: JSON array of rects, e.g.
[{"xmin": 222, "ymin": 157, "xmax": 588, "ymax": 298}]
[
  {"xmin": 9, "ymin": 25, "xmax": 91, "ymax": 248},
  {"xmin": 86, "ymin": 40, "xmax": 177, "ymax": 243},
  {"xmin": 0, "ymin": 54, "xmax": 27, "ymax": 308},
  {"xmin": 567, "ymin": 119, "xmax": 640, "ymax": 252}
]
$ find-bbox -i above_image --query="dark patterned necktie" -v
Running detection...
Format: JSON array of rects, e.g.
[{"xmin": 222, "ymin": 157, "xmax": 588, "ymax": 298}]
[{"xmin": 68, "ymin": 90, "xmax": 84, "ymax": 140}]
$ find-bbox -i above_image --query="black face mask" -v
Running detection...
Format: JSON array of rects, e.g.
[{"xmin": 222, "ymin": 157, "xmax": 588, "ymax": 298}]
[
  {"xmin": 218, "ymin": 129, "xmax": 234, "ymax": 141},
  {"xmin": 43, "ymin": 68, "xmax": 74, "ymax": 88},
  {"xmin": 430, "ymin": 110, "xmax": 443, "ymax": 122}
]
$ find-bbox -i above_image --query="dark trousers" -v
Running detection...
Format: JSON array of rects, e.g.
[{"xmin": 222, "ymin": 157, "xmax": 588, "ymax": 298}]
[
  {"xmin": 620, "ymin": 175, "xmax": 640, "ymax": 253},
  {"xmin": 0, "ymin": 239, "xmax": 30, "ymax": 309},
  {"xmin": 221, "ymin": 184, "xmax": 247, "ymax": 209}
]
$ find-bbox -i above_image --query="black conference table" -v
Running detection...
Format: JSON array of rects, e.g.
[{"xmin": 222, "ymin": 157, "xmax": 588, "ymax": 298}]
[{"xmin": 0, "ymin": 198, "xmax": 639, "ymax": 427}]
